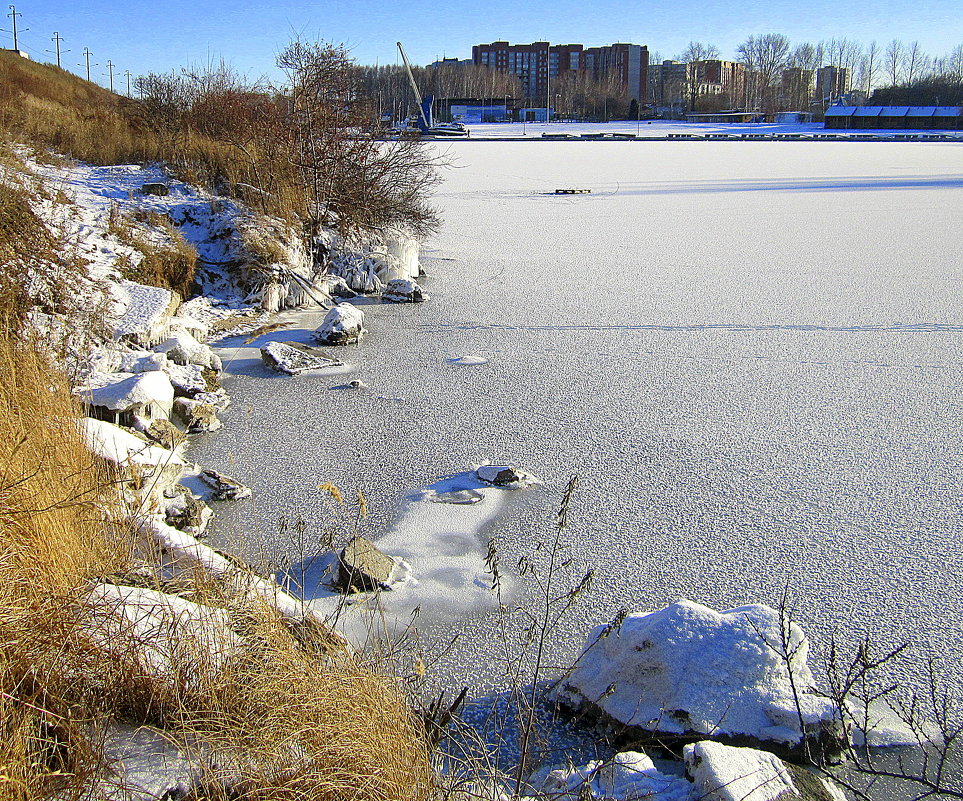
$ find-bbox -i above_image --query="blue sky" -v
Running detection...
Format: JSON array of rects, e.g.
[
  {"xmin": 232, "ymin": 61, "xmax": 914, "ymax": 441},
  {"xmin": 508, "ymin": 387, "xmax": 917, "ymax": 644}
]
[{"xmin": 7, "ymin": 0, "xmax": 962, "ymax": 90}]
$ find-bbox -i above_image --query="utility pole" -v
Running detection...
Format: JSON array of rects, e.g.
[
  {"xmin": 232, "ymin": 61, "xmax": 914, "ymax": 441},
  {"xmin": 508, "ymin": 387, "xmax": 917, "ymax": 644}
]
[
  {"xmin": 106, "ymin": 60, "xmax": 115, "ymax": 92},
  {"xmin": 82, "ymin": 47, "xmax": 93, "ymax": 82},
  {"xmin": 125, "ymin": 70, "xmax": 132, "ymax": 97},
  {"xmin": 7, "ymin": 5, "xmax": 21, "ymax": 51},
  {"xmin": 51, "ymin": 31, "xmax": 64, "ymax": 68}
]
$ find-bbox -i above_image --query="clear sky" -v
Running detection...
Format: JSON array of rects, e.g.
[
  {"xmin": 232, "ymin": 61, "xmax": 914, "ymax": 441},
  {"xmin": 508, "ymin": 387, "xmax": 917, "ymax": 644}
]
[{"xmin": 6, "ymin": 0, "xmax": 962, "ymax": 90}]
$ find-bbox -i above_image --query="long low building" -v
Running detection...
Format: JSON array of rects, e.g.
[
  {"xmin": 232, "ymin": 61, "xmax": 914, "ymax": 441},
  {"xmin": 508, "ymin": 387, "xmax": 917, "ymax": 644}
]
[{"xmin": 825, "ymin": 106, "xmax": 963, "ymax": 130}]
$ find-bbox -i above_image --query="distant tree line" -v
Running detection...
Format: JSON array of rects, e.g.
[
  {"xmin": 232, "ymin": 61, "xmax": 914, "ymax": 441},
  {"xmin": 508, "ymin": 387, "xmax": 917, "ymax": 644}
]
[{"xmin": 366, "ymin": 38, "xmax": 963, "ymax": 121}]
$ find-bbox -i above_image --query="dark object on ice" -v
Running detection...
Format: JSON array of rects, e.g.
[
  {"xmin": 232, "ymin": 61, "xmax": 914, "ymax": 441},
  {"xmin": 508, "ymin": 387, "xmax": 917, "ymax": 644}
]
[
  {"xmin": 476, "ymin": 464, "xmax": 528, "ymax": 486},
  {"xmin": 554, "ymin": 188, "xmax": 591, "ymax": 194},
  {"xmin": 336, "ymin": 536, "xmax": 395, "ymax": 592},
  {"xmin": 200, "ymin": 469, "xmax": 252, "ymax": 501},
  {"xmin": 141, "ymin": 182, "xmax": 170, "ymax": 196}
]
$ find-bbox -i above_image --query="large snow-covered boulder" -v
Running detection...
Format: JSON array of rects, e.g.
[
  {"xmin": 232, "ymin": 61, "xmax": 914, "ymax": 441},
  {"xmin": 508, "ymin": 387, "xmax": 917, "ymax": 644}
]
[
  {"xmin": 78, "ymin": 370, "xmax": 175, "ymax": 424},
  {"xmin": 112, "ymin": 281, "xmax": 180, "ymax": 346},
  {"xmin": 260, "ymin": 341, "xmax": 344, "ymax": 375},
  {"xmin": 556, "ymin": 600, "xmax": 841, "ymax": 757},
  {"xmin": 684, "ymin": 741, "xmax": 846, "ymax": 801},
  {"xmin": 382, "ymin": 278, "xmax": 427, "ymax": 303},
  {"xmin": 313, "ymin": 303, "xmax": 366, "ymax": 346}
]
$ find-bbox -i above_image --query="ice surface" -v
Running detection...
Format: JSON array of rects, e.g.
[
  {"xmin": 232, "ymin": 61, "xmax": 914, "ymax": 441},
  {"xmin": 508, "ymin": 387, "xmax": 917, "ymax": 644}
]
[{"xmin": 190, "ymin": 137, "xmax": 963, "ymax": 697}]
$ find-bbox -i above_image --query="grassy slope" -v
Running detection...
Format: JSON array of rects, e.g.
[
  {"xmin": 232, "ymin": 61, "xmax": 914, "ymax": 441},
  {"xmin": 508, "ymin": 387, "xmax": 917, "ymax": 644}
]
[{"xmin": 0, "ymin": 56, "xmax": 434, "ymax": 800}]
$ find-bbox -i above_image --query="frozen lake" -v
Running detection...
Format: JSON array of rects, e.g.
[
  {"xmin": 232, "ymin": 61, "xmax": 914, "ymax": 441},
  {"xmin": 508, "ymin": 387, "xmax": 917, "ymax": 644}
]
[{"xmin": 194, "ymin": 138, "xmax": 963, "ymax": 697}]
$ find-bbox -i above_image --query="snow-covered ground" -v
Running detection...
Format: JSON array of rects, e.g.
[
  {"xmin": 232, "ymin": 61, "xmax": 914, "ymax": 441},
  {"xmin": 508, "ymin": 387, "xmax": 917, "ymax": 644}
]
[{"xmin": 193, "ymin": 136, "xmax": 963, "ymax": 698}]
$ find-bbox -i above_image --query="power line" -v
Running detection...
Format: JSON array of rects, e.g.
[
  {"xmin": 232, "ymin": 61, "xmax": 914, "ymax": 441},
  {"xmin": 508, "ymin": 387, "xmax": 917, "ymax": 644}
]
[
  {"xmin": 105, "ymin": 59, "xmax": 114, "ymax": 92},
  {"xmin": 125, "ymin": 69, "xmax": 132, "ymax": 97},
  {"xmin": 81, "ymin": 47, "xmax": 94, "ymax": 82},
  {"xmin": 51, "ymin": 30, "xmax": 65, "ymax": 68},
  {"xmin": 7, "ymin": 4, "xmax": 21, "ymax": 51}
]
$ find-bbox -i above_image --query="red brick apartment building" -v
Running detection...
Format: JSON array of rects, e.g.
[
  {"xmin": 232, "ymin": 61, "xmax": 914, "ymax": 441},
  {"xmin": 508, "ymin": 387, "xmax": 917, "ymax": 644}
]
[{"xmin": 472, "ymin": 41, "xmax": 648, "ymax": 102}]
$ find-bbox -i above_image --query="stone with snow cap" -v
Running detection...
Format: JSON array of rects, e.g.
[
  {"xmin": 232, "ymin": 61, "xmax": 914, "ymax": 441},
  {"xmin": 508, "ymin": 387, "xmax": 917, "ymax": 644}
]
[
  {"xmin": 173, "ymin": 397, "xmax": 222, "ymax": 433},
  {"xmin": 555, "ymin": 600, "xmax": 843, "ymax": 759},
  {"xmin": 684, "ymin": 741, "xmax": 846, "ymax": 801},
  {"xmin": 313, "ymin": 302, "xmax": 366, "ymax": 345},
  {"xmin": 260, "ymin": 340, "xmax": 344, "ymax": 375},
  {"xmin": 382, "ymin": 278, "xmax": 428, "ymax": 303}
]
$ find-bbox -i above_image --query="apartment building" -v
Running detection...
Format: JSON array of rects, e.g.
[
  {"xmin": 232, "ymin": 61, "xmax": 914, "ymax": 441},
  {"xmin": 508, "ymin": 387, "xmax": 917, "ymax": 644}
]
[
  {"xmin": 815, "ymin": 66, "xmax": 851, "ymax": 102},
  {"xmin": 472, "ymin": 40, "xmax": 648, "ymax": 102}
]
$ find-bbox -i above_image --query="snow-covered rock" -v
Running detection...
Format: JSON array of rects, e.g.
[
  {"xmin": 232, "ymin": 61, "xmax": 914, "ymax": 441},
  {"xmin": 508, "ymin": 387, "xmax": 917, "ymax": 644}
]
[
  {"xmin": 82, "ymin": 418, "xmax": 185, "ymax": 469},
  {"xmin": 153, "ymin": 329, "xmax": 221, "ymax": 372},
  {"xmin": 313, "ymin": 303, "xmax": 366, "ymax": 346},
  {"xmin": 684, "ymin": 741, "xmax": 846, "ymax": 801},
  {"xmin": 118, "ymin": 350, "xmax": 169, "ymax": 373},
  {"xmin": 78, "ymin": 370, "xmax": 175, "ymax": 423},
  {"xmin": 166, "ymin": 362, "xmax": 210, "ymax": 398},
  {"xmin": 531, "ymin": 751, "xmax": 691, "ymax": 801},
  {"xmin": 135, "ymin": 515, "xmax": 349, "ymax": 651},
  {"xmin": 476, "ymin": 464, "xmax": 540, "ymax": 488},
  {"xmin": 556, "ymin": 600, "xmax": 841, "ymax": 756},
  {"xmin": 84, "ymin": 583, "xmax": 241, "ymax": 681},
  {"xmin": 81, "ymin": 418, "xmax": 186, "ymax": 504},
  {"xmin": 112, "ymin": 281, "xmax": 180, "ymax": 346},
  {"xmin": 382, "ymin": 278, "xmax": 428, "ymax": 303},
  {"xmin": 260, "ymin": 340, "xmax": 344, "ymax": 375}
]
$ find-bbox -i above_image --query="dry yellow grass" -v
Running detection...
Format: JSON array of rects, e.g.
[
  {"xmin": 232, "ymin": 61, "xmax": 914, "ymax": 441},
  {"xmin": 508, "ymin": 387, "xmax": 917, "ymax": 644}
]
[{"xmin": 0, "ymin": 337, "xmax": 434, "ymax": 799}]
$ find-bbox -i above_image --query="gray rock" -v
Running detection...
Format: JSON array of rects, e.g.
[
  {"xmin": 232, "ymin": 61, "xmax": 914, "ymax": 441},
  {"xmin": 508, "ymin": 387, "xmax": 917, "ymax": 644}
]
[
  {"xmin": 260, "ymin": 341, "xmax": 344, "ymax": 375},
  {"xmin": 140, "ymin": 182, "xmax": 170, "ymax": 196},
  {"xmin": 200, "ymin": 469, "xmax": 252, "ymax": 501},
  {"xmin": 336, "ymin": 536, "xmax": 396, "ymax": 592},
  {"xmin": 142, "ymin": 419, "xmax": 185, "ymax": 451},
  {"xmin": 165, "ymin": 492, "xmax": 212, "ymax": 537},
  {"xmin": 382, "ymin": 278, "xmax": 427, "ymax": 303},
  {"xmin": 173, "ymin": 398, "xmax": 221, "ymax": 433}
]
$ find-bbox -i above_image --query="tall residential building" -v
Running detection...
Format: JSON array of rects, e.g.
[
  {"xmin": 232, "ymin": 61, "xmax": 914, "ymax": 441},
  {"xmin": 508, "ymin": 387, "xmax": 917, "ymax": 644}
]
[
  {"xmin": 815, "ymin": 66, "xmax": 851, "ymax": 102},
  {"xmin": 648, "ymin": 60, "xmax": 689, "ymax": 111},
  {"xmin": 781, "ymin": 67, "xmax": 815, "ymax": 108},
  {"xmin": 472, "ymin": 41, "xmax": 648, "ymax": 102},
  {"xmin": 695, "ymin": 60, "xmax": 746, "ymax": 100}
]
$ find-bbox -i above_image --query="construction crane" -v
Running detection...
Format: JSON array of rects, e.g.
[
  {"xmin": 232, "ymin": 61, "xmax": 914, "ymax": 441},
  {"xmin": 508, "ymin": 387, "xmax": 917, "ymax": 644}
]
[{"xmin": 396, "ymin": 42, "xmax": 469, "ymax": 137}]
